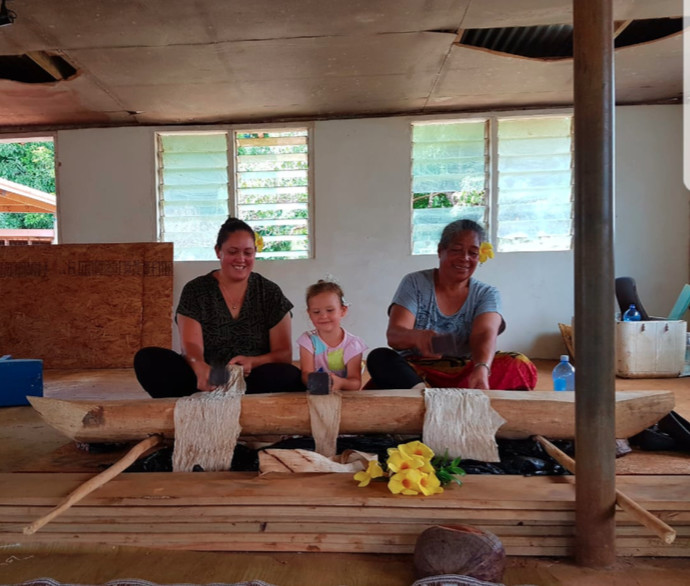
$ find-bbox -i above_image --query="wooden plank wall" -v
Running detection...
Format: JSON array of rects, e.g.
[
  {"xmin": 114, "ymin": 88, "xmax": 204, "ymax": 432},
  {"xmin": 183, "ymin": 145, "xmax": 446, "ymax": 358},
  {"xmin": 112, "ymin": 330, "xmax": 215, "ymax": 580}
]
[{"xmin": 0, "ymin": 243, "xmax": 173, "ymax": 368}]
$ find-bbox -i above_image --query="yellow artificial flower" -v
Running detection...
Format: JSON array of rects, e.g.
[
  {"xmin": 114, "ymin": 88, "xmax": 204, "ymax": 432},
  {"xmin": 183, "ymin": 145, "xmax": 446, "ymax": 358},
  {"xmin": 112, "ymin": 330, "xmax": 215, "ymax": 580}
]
[
  {"xmin": 418, "ymin": 459, "xmax": 436, "ymax": 475},
  {"xmin": 353, "ymin": 460, "xmax": 384, "ymax": 487},
  {"xmin": 478, "ymin": 241, "xmax": 494, "ymax": 264},
  {"xmin": 419, "ymin": 471, "xmax": 444, "ymax": 496},
  {"xmin": 254, "ymin": 232, "xmax": 265, "ymax": 252},
  {"xmin": 398, "ymin": 440, "xmax": 435, "ymax": 462},
  {"xmin": 386, "ymin": 448, "xmax": 426, "ymax": 474},
  {"xmin": 388, "ymin": 469, "xmax": 424, "ymax": 495}
]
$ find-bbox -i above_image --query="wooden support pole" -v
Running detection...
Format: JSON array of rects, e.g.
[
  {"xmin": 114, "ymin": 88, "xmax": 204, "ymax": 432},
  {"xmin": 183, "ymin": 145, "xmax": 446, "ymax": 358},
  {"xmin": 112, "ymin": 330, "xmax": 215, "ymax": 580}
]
[
  {"xmin": 573, "ymin": 0, "xmax": 617, "ymax": 568},
  {"xmin": 23, "ymin": 434, "xmax": 164, "ymax": 535},
  {"xmin": 535, "ymin": 436, "xmax": 676, "ymax": 545}
]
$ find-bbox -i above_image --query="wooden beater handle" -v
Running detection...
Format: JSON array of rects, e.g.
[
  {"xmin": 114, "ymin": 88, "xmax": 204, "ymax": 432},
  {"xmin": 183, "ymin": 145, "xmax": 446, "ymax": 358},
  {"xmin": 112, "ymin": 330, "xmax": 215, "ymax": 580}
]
[
  {"xmin": 534, "ymin": 435, "xmax": 676, "ymax": 545},
  {"xmin": 23, "ymin": 434, "xmax": 164, "ymax": 535}
]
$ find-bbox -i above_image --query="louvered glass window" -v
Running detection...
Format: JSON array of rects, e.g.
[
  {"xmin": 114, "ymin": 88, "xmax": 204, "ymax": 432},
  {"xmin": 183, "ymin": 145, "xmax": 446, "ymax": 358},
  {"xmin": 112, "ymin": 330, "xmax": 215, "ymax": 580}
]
[
  {"xmin": 497, "ymin": 116, "xmax": 573, "ymax": 251},
  {"xmin": 411, "ymin": 121, "xmax": 488, "ymax": 255},
  {"xmin": 235, "ymin": 129, "xmax": 310, "ymax": 259},
  {"xmin": 411, "ymin": 114, "xmax": 573, "ymax": 254},
  {"xmin": 157, "ymin": 127, "xmax": 312, "ymax": 261}
]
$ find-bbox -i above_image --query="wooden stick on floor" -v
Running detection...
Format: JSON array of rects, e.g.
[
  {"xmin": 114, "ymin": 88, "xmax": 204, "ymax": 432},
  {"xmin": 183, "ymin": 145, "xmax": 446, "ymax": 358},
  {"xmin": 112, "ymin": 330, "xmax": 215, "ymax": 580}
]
[
  {"xmin": 23, "ymin": 434, "xmax": 164, "ymax": 535},
  {"xmin": 534, "ymin": 434, "xmax": 676, "ymax": 545}
]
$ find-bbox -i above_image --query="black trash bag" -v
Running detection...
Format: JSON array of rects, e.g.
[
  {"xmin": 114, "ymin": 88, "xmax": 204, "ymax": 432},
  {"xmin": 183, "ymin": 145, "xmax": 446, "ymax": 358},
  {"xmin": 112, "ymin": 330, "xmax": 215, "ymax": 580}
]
[
  {"xmin": 120, "ymin": 434, "xmax": 577, "ymax": 476},
  {"xmin": 124, "ymin": 442, "xmax": 260, "ymax": 473},
  {"xmin": 630, "ymin": 424, "xmax": 677, "ymax": 451}
]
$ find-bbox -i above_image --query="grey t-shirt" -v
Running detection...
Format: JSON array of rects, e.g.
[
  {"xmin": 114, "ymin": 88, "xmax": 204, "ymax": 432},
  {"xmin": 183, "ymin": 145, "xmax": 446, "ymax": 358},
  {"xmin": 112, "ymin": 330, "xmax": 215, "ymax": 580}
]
[{"xmin": 390, "ymin": 269, "xmax": 502, "ymax": 357}]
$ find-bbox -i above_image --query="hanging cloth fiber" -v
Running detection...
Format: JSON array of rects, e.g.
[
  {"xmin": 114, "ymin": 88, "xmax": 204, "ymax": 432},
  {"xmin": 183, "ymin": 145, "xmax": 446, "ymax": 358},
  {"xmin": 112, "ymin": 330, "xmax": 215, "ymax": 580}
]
[
  {"xmin": 422, "ymin": 388, "xmax": 506, "ymax": 463},
  {"xmin": 172, "ymin": 365, "xmax": 246, "ymax": 472}
]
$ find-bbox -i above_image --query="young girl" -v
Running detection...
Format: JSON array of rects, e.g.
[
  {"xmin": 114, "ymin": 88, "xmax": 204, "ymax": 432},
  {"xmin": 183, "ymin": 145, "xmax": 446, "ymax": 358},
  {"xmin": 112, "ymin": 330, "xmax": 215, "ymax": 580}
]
[{"xmin": 297, "ymin": 280, "xmax": 367, "ymax": 391}]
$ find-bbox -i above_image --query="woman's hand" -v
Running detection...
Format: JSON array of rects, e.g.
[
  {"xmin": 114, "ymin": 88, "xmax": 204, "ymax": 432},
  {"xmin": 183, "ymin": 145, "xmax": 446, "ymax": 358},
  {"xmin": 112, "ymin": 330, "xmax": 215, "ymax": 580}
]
[
  {"xmin": 178, "ymin": 314, "xmax": 217, "ymax": 391},
  {"xmin": 414, "ymin": 329, "xmax": 441, "ymax": 358},
  {"xmin": 229, "ymin": 355, "xmax": 255, "ymax": 377},
  {"xmin": 188, "ymin": 359, "xmax": 215, "ymax": 392},
  {"xmin": 467, "ymin": 312, "xmax": 502, "ymax": 390},
  {"xmin": 387, "ymin": 304, "xmax": 440, "ymax": 358},
  {"xmin": 467, "ymin": 363, "xmax": 490, "ymax": 390}
]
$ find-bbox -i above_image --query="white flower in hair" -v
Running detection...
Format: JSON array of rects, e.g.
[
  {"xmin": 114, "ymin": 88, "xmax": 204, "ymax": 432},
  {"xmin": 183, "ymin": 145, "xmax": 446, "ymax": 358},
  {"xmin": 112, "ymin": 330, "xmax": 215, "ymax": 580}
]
[{"xmin": 320, "ymin": 273, "xmax": 349, "ymax": 306}]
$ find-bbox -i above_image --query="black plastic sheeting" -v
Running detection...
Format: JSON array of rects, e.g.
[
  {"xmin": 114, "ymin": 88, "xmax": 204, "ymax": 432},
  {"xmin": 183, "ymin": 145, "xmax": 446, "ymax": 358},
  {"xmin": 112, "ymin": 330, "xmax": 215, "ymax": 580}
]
[
  {"xmin": 122, "ymin": 435, "xmax": 576, "ymax": 476},
  {"xmin": 81, "ymin": 410, "xmax": 690, "ymax": 475}
]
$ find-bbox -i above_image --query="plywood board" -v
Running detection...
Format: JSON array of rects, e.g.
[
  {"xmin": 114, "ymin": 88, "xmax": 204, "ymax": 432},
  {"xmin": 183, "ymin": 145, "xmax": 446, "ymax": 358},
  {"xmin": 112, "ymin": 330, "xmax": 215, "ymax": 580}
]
[{"xmin": 0, "ymin": 243, "xmax": 173, "ymax": 368}]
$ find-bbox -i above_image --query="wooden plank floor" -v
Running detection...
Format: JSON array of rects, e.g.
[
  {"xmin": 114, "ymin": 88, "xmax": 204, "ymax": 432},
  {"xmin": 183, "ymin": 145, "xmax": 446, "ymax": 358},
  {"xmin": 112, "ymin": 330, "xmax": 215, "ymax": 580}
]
[{"xmin": 1, "ymin": 360, "xmax": 689, "ymax": 585}]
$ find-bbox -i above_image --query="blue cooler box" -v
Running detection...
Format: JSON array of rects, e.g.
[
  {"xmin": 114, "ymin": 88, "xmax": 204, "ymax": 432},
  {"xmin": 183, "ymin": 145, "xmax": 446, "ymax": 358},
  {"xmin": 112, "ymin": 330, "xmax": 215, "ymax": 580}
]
[{"xmin": 0, "ymin": 355, "xmax": 44, "ymax": 406}]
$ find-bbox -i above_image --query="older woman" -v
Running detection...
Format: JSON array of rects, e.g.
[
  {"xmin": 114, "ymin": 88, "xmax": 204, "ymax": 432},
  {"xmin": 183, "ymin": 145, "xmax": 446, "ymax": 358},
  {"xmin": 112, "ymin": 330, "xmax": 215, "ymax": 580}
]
[
  {"xmin": 366, "ymin": 219, "xmax": 537, "ymax": 391},
  {"xmin": 134, "ymin": 217, "xmax": 303, "ymax": 396}
]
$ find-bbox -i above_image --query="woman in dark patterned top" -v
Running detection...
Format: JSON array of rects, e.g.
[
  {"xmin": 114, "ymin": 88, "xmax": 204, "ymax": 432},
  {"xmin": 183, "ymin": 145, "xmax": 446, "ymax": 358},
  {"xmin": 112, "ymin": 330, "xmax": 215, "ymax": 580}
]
[{"xmin": 134, "ymin": 217, "xmax": 304, "ymax": 396}]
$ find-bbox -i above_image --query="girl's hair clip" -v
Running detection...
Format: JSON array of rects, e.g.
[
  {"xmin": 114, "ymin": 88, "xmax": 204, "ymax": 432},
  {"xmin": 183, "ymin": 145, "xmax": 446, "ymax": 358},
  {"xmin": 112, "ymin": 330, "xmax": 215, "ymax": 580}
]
[{"xmin": 321, "ymin": 272, "xmax": 339, "ymax": 284}]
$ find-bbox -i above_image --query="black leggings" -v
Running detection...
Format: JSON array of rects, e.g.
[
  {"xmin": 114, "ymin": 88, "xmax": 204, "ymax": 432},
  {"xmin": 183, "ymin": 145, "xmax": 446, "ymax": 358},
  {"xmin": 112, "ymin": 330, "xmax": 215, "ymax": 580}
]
[
  {"xmin": 366, "ymin": 347, "xmax": 424, "ymax": 389},
  {"xmin": 133, "ymin": 347, "xmax": 305, "ymax": 398}
]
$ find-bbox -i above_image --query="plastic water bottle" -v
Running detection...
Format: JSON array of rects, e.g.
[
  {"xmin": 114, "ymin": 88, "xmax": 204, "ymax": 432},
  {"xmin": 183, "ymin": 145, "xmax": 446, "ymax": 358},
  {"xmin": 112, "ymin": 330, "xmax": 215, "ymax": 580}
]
[
  {"xmin": 623, "ymin": 304, "xmax": 642, "ymax": 322},
  {"xmin": 552, "ymin": 355, "xmax": 575, "ymax": 391}
]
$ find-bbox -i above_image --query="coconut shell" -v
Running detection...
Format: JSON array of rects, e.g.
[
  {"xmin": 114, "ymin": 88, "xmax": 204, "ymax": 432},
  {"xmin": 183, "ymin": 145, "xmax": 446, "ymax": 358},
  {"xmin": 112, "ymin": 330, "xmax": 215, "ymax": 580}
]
[{"xmin": 413, "ymin": 524, "xmax": 506, "ymax": 583}]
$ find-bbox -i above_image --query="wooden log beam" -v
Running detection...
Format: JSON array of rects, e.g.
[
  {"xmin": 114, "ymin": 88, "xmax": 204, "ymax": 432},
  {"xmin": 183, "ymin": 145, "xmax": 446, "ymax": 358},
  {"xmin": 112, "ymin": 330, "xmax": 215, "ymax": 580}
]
[
  {"xmin": 573, "ymin": 0, "xmax": 616, "ymax": 568},
  {"xmin": 27, "ymin": 389, "xmax": 674, "ymax": 444}
]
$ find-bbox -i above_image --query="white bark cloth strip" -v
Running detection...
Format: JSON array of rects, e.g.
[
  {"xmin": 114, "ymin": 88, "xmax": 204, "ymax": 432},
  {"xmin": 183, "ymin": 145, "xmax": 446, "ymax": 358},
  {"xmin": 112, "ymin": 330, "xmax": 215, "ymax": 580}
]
[
  {"xmin": 258, "ymin": 448, "xmax": 376, "ymax": 475},
  {"xmin": 172, "ymin": 365, "xmax": 246, "ymax": 472},
  {"xmin": 422, "ymin": 388, "xmax": 506, "ymax": 463},
  {"xmin": 307, "ymin": 392, "xmax": 342, "ymax": 458}
]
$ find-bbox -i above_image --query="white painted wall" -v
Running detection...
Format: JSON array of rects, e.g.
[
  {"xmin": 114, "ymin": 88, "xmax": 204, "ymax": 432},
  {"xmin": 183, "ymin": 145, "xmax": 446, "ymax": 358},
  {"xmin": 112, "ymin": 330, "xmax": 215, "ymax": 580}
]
[
  {"xmin": 614, "ymin": 106, "xmax": 689, "ymax": 318},
  {"xmin": 57, "ymin": 128, "xmax": 158, "ymax": 242},
  {"xmin": 52, "ymin": 105, "xmax": 689, "ymax": 360}
]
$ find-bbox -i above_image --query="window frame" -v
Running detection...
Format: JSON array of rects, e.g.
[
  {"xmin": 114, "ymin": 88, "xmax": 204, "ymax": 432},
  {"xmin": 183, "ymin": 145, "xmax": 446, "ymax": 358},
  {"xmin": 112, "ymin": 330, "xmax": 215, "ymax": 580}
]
[
  {"xmin": 410, "ymin": 108, "xmax": 574, "ymax": 255},
  {"xmin": 155, "ymin": 122, "xmax": 315, "ymax": 261}
]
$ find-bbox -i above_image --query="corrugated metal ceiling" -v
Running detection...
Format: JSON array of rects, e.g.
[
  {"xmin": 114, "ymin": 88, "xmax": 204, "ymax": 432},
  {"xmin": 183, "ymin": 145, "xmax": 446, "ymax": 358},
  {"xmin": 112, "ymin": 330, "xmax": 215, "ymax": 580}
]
[{"xmin": 459, "ymin": 17, "xmax": 682, "ymax": 59}]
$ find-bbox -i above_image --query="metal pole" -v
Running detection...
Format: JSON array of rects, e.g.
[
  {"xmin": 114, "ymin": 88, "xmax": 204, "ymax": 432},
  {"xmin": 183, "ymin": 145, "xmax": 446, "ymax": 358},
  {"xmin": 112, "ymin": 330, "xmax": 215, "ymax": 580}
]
[{"xmin": 573, "ymin": 0, "xmax": 617, "ymax": 567}]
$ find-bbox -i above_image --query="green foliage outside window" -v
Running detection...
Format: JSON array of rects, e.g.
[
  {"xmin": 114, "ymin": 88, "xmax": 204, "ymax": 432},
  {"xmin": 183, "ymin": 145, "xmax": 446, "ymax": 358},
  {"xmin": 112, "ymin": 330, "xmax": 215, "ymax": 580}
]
[
  {"xmin": 413, "ymin": 189, "xmax": 485, "ymax": 209},
  {"xmin": 0, "ymin": 141, "xmax": 56, "ymax": 229}
]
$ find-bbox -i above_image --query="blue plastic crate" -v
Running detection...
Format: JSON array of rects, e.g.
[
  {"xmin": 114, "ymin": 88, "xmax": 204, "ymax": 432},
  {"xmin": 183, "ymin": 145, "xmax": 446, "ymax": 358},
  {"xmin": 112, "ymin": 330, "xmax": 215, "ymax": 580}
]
[{"xmin": 0, "ymin": 355, "xmax": 44, "ymax": 406}]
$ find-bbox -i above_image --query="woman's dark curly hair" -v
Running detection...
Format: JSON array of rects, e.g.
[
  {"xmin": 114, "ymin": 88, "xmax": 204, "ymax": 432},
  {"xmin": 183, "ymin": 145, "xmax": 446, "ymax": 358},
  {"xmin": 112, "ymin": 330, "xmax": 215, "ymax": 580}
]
[{"xmin": 215, "ymin": 217, "xmax": 255, "ymax": 251}]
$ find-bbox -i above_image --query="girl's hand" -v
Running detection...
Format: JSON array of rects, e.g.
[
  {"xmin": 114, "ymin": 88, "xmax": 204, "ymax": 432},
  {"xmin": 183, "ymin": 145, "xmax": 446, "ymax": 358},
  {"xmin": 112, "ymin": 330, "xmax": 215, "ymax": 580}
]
[
  {"xmin": 329, "ymin": 372, "xmax": 344, "ymax": 391},
  {"xmin": 229, "ymin": 355, "xmax": 254, "ymax": 377}
]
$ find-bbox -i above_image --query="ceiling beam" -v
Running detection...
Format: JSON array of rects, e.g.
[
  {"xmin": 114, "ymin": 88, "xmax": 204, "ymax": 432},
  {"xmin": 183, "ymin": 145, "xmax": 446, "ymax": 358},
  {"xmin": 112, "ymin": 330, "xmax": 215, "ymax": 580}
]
[
  {"xmin": 613, "ymin": 19, "xmax": 633, "ymax": 39},
  {"xmin": 26, "ymin": 51, "xmax": 65, "ymax": 81}
]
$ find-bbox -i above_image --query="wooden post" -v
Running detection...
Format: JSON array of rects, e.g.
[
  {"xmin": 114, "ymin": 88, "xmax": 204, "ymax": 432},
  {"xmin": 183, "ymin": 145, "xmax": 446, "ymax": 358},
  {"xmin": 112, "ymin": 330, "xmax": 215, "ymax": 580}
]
[{"xmin": 573, "ymin": 0, "xmax": 617, "ymax": 567}]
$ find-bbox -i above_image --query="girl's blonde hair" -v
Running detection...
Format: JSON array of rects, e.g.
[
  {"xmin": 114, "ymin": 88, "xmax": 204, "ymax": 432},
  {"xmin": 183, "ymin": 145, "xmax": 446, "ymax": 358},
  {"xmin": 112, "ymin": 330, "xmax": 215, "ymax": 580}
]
[{"xmin": 306, "ymin": 279, "xmax": 346, "ymax": 307}]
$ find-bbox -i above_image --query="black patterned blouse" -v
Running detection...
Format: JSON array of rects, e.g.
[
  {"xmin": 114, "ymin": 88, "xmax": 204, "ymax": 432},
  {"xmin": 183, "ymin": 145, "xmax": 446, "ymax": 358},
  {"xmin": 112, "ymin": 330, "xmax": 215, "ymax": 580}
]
[{"xmin": 176, "ymin": 271, "xmax": 293, "ymax": 367}]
